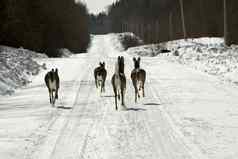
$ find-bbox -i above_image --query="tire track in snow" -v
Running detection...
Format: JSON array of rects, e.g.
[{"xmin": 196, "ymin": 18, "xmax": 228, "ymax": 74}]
[
  {"xmin": 30, "ymin": 57, "xmax": 95, "ymax": 159},
  {"xmin": 30, "ymin": 35, "xmax": 209, "ymax": 159},
  {"xmin": 26, "ymin": 58, "xmax": 87, "ymax": 159},
  {"xmin": 147, "ymin": 77, "xmax": 209, "ymax": 159},
  {"xmin": 48, "ymin": 61, "xmax": 100, "ymax": 159}
]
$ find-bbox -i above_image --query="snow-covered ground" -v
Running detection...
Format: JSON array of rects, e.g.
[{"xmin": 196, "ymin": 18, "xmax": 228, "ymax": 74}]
[
  {"xmin": 0, "ymin": 46, "xmax": 47, "ymax": 95},
  {"xmin": 125, "ymin": 36, "xmax": 238, "ymax": 159},
  {"xmin": 126, "ymin": 37, "xmax": 238, "ymax": 85},
  {"xmin": 1, "ymin": 34, "xmax": 238, "ymax": 159},
  {"xmin": 108, "ymin": 32, "xmax": 143, "ymax": 51}
]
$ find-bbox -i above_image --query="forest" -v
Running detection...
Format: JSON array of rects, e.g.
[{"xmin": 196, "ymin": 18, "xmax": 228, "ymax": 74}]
[
  {"xmin": 92, "ymin": 0, "xmax": 238, "ymax": 46},
  {"xmin": 0, "ymin": 0, "xmax": 90, "ymax": 57},
  {"xmin": 1, "ymin": 0, "xmax": 238, "ymax": 56}
]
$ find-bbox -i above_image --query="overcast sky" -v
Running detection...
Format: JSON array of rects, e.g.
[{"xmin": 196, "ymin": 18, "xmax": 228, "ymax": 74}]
[{"xmin": 81, "ymin": 0, "xmax": 117, "ymax": 14}]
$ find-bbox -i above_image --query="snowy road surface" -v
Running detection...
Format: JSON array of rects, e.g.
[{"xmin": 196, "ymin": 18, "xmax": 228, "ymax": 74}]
[{"xmin": 0, "ymin": 34, "xmax": 238, "ymax": 159}]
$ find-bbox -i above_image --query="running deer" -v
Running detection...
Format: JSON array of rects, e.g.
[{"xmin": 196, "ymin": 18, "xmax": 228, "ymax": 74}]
[
  {"xmin": 111, "ymin": 56, "xmax": 126, "ymax": 110},
  {"xmin": 131, "ymin": 57, "xmax": 146, "ymax": 103},
  {"xmin": 94, "ymin": 62, "xmax": 107, "ymax": 93},
  {"xmin": 45, "ymin": 68, "xmax": 60, "ymax": 106}
]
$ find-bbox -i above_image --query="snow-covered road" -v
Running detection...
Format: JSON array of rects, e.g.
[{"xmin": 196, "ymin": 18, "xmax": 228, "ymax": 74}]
[{"xmin": 1, "ymin": 34, "xmax": 238, "ymax": 159}]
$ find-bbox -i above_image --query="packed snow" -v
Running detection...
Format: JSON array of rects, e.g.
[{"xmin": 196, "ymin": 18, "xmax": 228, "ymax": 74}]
[
  {"xmin": 125, "ymin": 36, "xmax": 238, "ymax": 159},
  {"xmin": 1, "ymin": 34, "xmax": 238, "ymax": 159}
]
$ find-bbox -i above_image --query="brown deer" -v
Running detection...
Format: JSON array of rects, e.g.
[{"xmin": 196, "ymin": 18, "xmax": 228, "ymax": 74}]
[
  {"xmin": 45, "ymin": 68, "xmax": 60, "ymax": 106},
  {"xmin": 94, "ymin": 62, "xmax": 107, "ymax": 93},
  {"xmin": 111, "ymin": 56, "xmax": 126, "ymax": 110},
  {"xmin": 131, "ymin": 57, "xmax": 146, "ymax": 103}
]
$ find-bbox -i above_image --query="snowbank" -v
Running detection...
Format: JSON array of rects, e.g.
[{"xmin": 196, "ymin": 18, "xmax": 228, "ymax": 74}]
[
  {"xmin": 165, "ymin": 38, "xmax": 238, "ymax": 84},
  {"xmin": 57, "ymin": 48, "xmax": 73, "ymax": 57},
  {"xmin": 126, "ymin": 43, "xmax": 170, "ymax": 57},
  {"xmin": 126, "ymin": 37, "xmax": 238, "ymax": 84},
  {"xmin": 109, "ymin": 32, "xmax": 143, "ymax": 51},
  {"xmin": 125, "ymin": 37, "xmax": 238, "ymax": 159},
  {"xmin": 0, "ymin": 46, "xmax": 46, "ymax": 95}
]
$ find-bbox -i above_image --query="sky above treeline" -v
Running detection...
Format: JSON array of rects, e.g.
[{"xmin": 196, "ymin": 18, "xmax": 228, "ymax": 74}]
[{"xmin": 80, "ymin": 0, "xmax": 117, "ymax": 14}]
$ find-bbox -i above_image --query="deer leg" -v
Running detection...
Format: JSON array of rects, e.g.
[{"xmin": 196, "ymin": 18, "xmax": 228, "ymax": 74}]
[
  {"xmin": 135, "ymin": 88, "xmax": 138, "ymax": 103},
  {"xmin": 138, "ymin": 82, "xmax": 142, "ymax": 99},
  {"xmin": 94, "ymin": 74, "xmax": 98, "ymax": 88},
  {"xmin": 55, "ymin": 89, "xmax": 58, "ymax": 99},
  {"xmin": 114, "ymin": 88, "xmax": 118, "ymax": 110},
  {"xmin": 112, "ymin": 84, "xmax": 118, "ymax": 110},
  {"xmin": 133, "ymin": 80, "xmax": 138, "ymax": 103},
  {"xmin": 117, "ymin": 89, "xmax": 120, "ymax": 100},
  {"xmin": 102, "ymin": 81, "xmax": 106, "ymax": 92},
  {"xmin": 51, "ymin": 92, "xmax": 54, "ymax": 104},
  {"xmin": 95, "ymin": 79, "xmax": 97, "ymax": 88},
  {"xmin": 51, "ymin": 92, "xmax": 54, "ymax": 106},
  {"xmin": 142, "ymin": 82, "xmax": 145, "ymax": 97},
  {"xmin": 49, "ymin": 90, "xmax": 52, "ymax": 104},
  {"xmin": 115, "ymin": 95, "xmax": 118, "ymax": 110},
  {"xmin": 101, "ymin": 81, "xmax": 104, "ymax": 93},
  {"xmin": 121, "ymin": 88, "xmax": 125, "ymax": 106}
]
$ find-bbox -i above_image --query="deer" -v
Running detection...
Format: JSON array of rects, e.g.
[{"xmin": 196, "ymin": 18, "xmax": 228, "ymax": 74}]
[
  {"xmin": 94, "ymin": 62, "xmax": 107, "ymax": 93},
  {"xmin": 111, "ymin": 56, "xmax": 126, "ymax": 110},
  {"xmin": 131, "ymin": 57, "xmax": 146, "ymax": 103},
  {"xmin": 45, "ymin": 68, "xmax": 60, "ymax": 106}
]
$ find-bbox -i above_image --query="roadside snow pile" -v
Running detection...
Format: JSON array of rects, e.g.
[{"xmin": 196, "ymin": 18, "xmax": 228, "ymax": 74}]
[
  {"xmin": 163, "ymin": 37, "xmax": 224, "ymax": 50},
  {"xmin": 165, "ymin": 38, "xmax": 238, "ymax": 83},
  {"xmin": 0, "ymin": 46, "xmax": 46, "ymax": 95},
  {"xmin": 126, "ymin": 43, "xmax": 170, "ymax": 57},
  {"xmin": 110, "ymin": 32, "xmax": 143, "ymax": 51},
  {"xmin": 57, "ymin": 48, "xmax": 73, "ymax": 57},
  {"xmin": 127, "ymin": 37, "xmax": 238, "ymax": 84},
  {"xmin": 107, "ymin": 33, "xmax": 125, "ymax": 52}
]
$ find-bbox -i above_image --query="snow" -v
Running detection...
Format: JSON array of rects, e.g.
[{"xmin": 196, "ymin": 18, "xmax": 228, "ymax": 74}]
[
  {"xmin": 126, "ymin": 43, "xmax": 166, "ymax": 57},
  {"xmin": 1, "ymin": 34, "xmax": 238, "ymax": 159},
  {"xmin": 168, "ymin": 38, "xmax": 238, "ymax": 85},
  {"xmin": 127, "ymin": 37, "xmax": 238, "ymax": 85},
  {"xmin": 0, "ymin": 46, "xmax": 46, "ymax": 95},
  {"xmin": 126, "ymin": 36, "xmax": 238, "ymax": 159},
  {"xmin": 57, "ymin": 48, "xmax": 73, "ymax": 57},
  {"xmin": 108, "ymin": 32, "xmax": 143, "ymax": 51}
]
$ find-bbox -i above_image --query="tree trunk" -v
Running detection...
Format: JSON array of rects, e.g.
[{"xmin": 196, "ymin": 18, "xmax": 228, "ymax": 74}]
[
  {"xmin": 156, "ymin": 20, "xmax": 159, "ymax": 42},
  {"xmin": 179, "ymin": 0, "xmax": 187, "ymax": 39},
  {"xmin": 169, "ymin": 11, "xmax": 173, "ymax": 40},
  {"xmin": 224, "ymin": 0, "xmax": 229, "ymax": 46}
]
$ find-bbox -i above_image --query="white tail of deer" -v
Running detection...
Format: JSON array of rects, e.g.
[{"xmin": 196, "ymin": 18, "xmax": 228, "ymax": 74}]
[
  {"xmin": 131, "ymin": 57, "xmax": 146, "ymax": 103},
  {"xmin": 45, "ymin": 68, "xmax": 60, "ymax": 106},
  {"xmin": 94, "ymin": 62, "xmax": 107, "ymax": 95},
  {"xmin": 111, "ymin": 56, "xmax": 126, "ymax": 110}
]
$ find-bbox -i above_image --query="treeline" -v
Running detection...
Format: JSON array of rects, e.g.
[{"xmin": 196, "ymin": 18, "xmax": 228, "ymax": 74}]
[
  {"xmin": 107, "ymin": 0, "xmax": 238, "ymax": 46},
  {"xmin": 89, "ymin": 12, "xmax": 111, "ymax": 34},
  {"xmin": 0, "ymin": 0, "xmax": 90, "ymax": 57}
]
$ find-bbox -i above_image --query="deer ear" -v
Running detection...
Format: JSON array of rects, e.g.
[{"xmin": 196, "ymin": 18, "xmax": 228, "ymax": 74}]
[
  {"xmin": 133, "ymin": 57, "xmax": 136, "ymax": 62},
  {"xmin": 103, "ymin": 62, "xmax": 105, "ymax": 67},
  {"xmin": 121, "ymin": 56, "xmax": 124, "ymax": 62},
  {"xmin": 138, "ymin": 57, "xmax": 141, "ymax": 62},
  {"xmin": 118, "ymin": 56, "xmax": 121, "ymax": 62}
]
